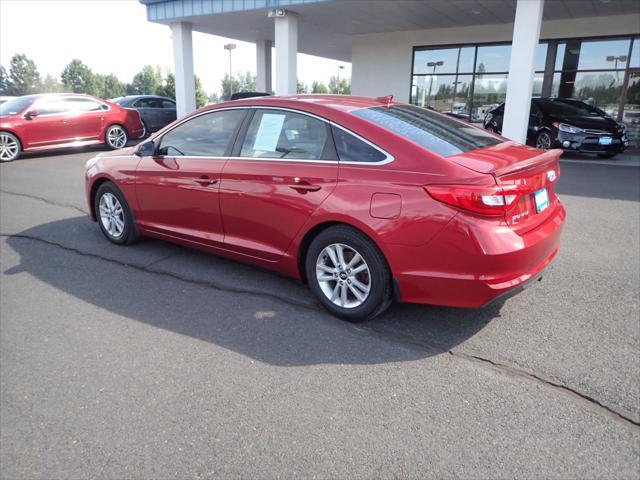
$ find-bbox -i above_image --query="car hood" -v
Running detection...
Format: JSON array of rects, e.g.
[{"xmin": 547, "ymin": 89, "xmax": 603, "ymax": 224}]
[
  {"xmin": 98, "ymin": 145, "xmax": 137, "ymax": 157},
  {"xmin": 548, "ymin": 114, "xmax": 618, "ymax": 131}
]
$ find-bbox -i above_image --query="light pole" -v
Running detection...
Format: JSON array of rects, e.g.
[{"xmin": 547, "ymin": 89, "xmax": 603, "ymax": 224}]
[
  {"xmin": 426, "ymin": 61, "xmax": 443, "ymax": 108},
  {"xmin": 337, "ymin": 65, "xmax": 345, "ymax": 94},
  {"xmin": 224, "ymin": 43, "xmax": 237, "ymax": 96},
  {"xmin": 606, "ymin": 55, "xmax": 627, "ymax": 81}
]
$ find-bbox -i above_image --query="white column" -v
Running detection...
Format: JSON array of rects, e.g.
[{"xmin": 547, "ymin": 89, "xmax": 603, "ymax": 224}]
[
  {"xmin": 274, "ymin": 12, "xmax": 298, "ymax": 95},
  {"xmin": 256, "ymin": 40, "xmax": 273, "ymax": 93},
  {"xmin": 170, "ymin": 22, "xmax": 196, "ymax": 117},
  {"xmin": 502, "ymin": 0, "xmax": 544, "ymax": 143}
]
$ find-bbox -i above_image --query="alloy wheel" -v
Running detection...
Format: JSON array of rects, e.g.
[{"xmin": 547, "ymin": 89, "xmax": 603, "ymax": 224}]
[
  {"xmin": 0, "ymin": 133, "xmax": 19, "ymax": 161},
  {"xmin": 99, "ymin": 192, "xmax": 125, "ymax": 238},
  {"xmin": 316, "ymin": 243, "xmax": 371, "ymax": 309},
  {"xmin": 107, "ymin": 126, "xmax": 127, "ymax": 149},
  {"xmin": 536, "ymin": 132, "xmax": 552, "ymax": 150}
]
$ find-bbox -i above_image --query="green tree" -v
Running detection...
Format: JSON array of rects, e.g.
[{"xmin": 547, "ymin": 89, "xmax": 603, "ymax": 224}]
[
  {"xmin": 99, "ymin": 73, "xmax": 125, "ymax": 99},
  {"xmin": 6, "ymin": 53, "xmax": 41, "ymax": 95},
  {"xmin": 40, "ymin": 74, "xmax": 64, "ymax": 93},
  {"xmin": 221, "ymin": 71, "xmax": 256, "ymax": 101},
  {"xmin": 129, "ymin": 65, "xmax": 162, "ymax": 95},
  {"xmin": 328, "ymin": 75, "xmax": 350, "ymax": 94},
  {"xmin": 311, "ymin": 80, "xmax": 328, "ymax": 94},
  {"xmin": 0, "ymin": 65, "xmax": 8, "ymax": 94},
  {"xmin": 297, "ymin": 79, "xmax": 308, "ymax": 94},
  {"xmin": 156, "ymin": 72, "xmax": 175, "ymax": 99},
  {"xmin": 195, "ymin": 75, "xmax": 208, "ymax": 108},
  {"xmin": 61, "ymin": 59, "xmax": 96, "ymax": 94}
]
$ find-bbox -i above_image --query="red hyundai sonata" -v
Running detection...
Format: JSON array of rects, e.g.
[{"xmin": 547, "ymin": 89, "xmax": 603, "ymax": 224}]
[
  {"xmin": 85, "ymin": 95, "xmax": 565, "ymax": 321},
  {"xmin": 0, "ymin": 93, "xmax": 145, "ymax": 162}
]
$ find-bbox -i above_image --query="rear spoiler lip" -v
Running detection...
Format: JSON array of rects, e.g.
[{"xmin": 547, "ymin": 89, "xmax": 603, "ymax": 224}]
[{"xmin": 492, "ymin": 148, "xmax": 562, "ymax": 178}]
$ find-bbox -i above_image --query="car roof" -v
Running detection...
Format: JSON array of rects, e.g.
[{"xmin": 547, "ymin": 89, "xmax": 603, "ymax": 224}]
[
  {"xmin": 120, "ymin": 95, "xmax": 173, "ymax": 100},
  {"xmin": 205, "ymin": 94, "xmax": 392, "ymax": 115}
]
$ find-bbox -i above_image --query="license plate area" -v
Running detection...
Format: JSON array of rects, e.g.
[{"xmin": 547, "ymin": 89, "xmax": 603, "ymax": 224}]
[
  {"xmin": 599, "ymin": 136, "xmax": 613, "ymax": 145},
  {"xmin": 534, "ymin": 187, "xmax": 549, "ymax": 213}
]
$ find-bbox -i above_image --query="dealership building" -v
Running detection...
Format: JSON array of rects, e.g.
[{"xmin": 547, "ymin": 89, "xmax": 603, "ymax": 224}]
[{"xmin": 139, "ymin": 0, "xmax": 640, "ymax": 145}]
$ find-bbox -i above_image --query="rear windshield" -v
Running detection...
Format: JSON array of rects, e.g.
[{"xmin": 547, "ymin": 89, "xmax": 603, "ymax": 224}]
[
  {"xmin": 353, "ymin": 104, "xmax": 503, "ymax": 157},
  {"xmin": 535, "ymin": 99, "xmax": 601, "ymax": 117},
  {"xmin": 0, "ymin": 97, "xmax": 34, "ymax": 116}
]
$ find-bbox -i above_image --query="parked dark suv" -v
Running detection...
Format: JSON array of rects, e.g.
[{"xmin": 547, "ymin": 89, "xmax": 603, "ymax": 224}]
[
  {"xmin": 484, "ymin": 98, "xmax": 629, "ymax": 157},
  {"xmin": 111, "ymin": 95, "xmax": 177, "ymax": 136}
]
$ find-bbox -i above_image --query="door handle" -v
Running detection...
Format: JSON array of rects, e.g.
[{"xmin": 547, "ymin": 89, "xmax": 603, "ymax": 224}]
[
  {"xmin": 289, "ymin": 178, "xmax": 321, "ymax": 193},
  {"xmin": 194, "ymin": 175, "xmax": 217, "ymax": 186}
]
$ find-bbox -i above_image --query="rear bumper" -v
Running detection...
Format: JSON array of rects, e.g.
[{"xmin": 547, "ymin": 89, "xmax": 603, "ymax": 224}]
[{"xmin": 389, "ymin": 201, "xmax": 566, "ymax": 308}]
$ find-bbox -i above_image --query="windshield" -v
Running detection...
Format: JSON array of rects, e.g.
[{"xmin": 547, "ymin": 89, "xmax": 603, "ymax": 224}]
[
  {"xmin": 535, "ymin": 99, "xmax": 601, "ymax": 117},
  {"xmin": 0, "ymin": 97, "xmax": 34, "ymax": 116},
  {"xmin": 353, "ymin": 104, "xmax": 503, "ymax": 157}
]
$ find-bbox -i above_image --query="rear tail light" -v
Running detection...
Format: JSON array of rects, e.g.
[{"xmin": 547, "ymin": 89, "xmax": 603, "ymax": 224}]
[{"xmin": 424, "ymin": 184, "xmax": 533, "ymax": 216}]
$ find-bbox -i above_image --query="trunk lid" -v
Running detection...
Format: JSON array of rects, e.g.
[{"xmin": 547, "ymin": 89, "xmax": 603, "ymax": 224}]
[{"xmin": 449, "ymin": 142, "xmax": 562, "ymax": 234}]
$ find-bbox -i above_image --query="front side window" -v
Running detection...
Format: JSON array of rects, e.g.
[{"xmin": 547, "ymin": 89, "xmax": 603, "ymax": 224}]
[
  {"xmin": 331, "ymin": 125, "xmax": 387, "ymax": 163},
  {"xmin": 158, "ymin": 109, "xmax": 245, "ymax": 157},
  {"xmin": 354, "ymin": 104, "xmax": 503, "ymax": 157},
  {"xmin": 240, "ymin": 110, "xmax": 330, "ymax": 160},
  {"xmin": 35, "ymin": 98, "xmax": 70, "ymax": 115},
  {"xmin": 0, "ymin": 97, "xmax": 34, "ymax": 116}
]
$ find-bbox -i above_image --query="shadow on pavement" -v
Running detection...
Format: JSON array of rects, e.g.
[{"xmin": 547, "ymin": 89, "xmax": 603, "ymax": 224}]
[
  {"xmin": 556, "ymin": 160, "xmax": 640, "ymax": 201},
  {"xmin": 4, "ymin": 217, "xmax": 501, "ymax": 366}
]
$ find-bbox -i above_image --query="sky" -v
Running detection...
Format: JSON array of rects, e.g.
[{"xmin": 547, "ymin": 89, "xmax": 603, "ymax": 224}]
[{"xmin": 0, "ymin": 0, "xmax": 352, "ymax": 95}]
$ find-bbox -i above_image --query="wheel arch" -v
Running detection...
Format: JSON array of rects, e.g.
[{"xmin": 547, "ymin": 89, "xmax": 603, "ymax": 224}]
[
  {"xmin": 295, "ymin": 219, "xmax": 392, "ymax": 284},
  {"xmin": 88, "ymin": 176, "xmax": 118, "ymax": 220},
  {"xmin": 0, "ymin": 129, "xmax": 23, "ymax": 151}
]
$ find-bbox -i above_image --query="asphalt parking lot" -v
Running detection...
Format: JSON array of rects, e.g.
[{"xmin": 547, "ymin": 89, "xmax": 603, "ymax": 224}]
[{"xmin": 1, "ymin": 148, "xmax": 639, "ymax": 479}]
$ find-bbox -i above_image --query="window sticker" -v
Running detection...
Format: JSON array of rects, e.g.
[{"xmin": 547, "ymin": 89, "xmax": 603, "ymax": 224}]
[{"xmin": 252, "ymin": 113, "xmax": 285, "ymax": 152}]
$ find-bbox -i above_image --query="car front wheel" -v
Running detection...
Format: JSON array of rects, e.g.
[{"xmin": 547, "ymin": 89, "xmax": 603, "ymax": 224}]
[
  {"xmin": 105, "ymin": 125, "xmax": 128, "ymax": 149},
  {"xmin": 305, "ymin": 225, "xmax": 392, "ymax": 322},
  {"xmin": 0, "ymin": 132, "xmax": 21, "ymax": 162},
  {"xmin": 535, "ymin": 130, "xmax": 553, "ymax": 150},
  {"xmin": 94, "ymin": 182, "xmax": 139, "ymax": 245}
]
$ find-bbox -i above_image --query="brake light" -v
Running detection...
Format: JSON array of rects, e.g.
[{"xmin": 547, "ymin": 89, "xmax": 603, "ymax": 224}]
[{"xmin": 424, "ymin": 184, "xmax": 532, "ymax": 216}]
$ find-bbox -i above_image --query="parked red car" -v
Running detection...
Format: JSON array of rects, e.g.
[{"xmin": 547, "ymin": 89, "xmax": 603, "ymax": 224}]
[
  {"xmin": 85, "ymin": 95, "xmax": 565, "ymax": 321},
  {"xmin": 0, "ymin": 94, "xmax": 145, "ymax": 162}
]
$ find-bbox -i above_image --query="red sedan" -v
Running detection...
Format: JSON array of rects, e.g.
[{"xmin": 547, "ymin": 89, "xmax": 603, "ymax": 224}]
[
  {"xmin": 0, "ymin": 94, "xmax": 145, "ymax": 162},
  {"xmin": 85, "ymin": 95, "xmax": 565, "ymax": 321}
]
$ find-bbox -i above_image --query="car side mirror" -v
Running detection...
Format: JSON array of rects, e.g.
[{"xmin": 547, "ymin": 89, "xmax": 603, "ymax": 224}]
[
  {"xmin": 136, "ymin": 141, "xmax": 155, "ymax": 157},
  {"xmin": 25, "ymin": 110, "xmax": 40, "ymax": 119}
]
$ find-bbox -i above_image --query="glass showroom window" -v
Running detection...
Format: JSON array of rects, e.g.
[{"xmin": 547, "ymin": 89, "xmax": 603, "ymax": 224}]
[{"xmin": 411, "ymin": 43, "xmax": 546, "ymax": 122}]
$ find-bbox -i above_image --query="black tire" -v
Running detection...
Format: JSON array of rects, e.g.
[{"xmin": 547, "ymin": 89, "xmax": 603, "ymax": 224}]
[
  {"xmin": 305, "ymin": 225, "xmax": 392, "ymax": 322},
  {"xmin": 0, "ymin": 131, "xmax": 21, "ymax": 162},
  {"xmin": 141, "ymin": 120, "xmax": 150, "ymax": 138},
  {"xmin": 105, "ymin": 124, "xmax": 128, "ymax": 150},
  {"xmin": 535, "ymin": 130, "xmax": 553, "ymax": 150},
  {"xmin": 94, "ymin": 182, "xmax": 140, "ymax": 245},
  {"xmin": 597, "ymin": 152, "xmax": 617, "ymax": 158}
]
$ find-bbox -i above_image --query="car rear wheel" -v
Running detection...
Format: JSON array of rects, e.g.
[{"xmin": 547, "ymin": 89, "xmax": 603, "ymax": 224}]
[
  {"xmin": 0, "ymin": 132, "xmax": 20, "ymax": 162},
  {"xmin": 305, "ymin": 225, "xmax": 392, "ymax": 322},
  {"xmin": 94, "ymin": 182, "xmax": 139, "ymax": 245},
  {"xmin": 105, "ymin": 125, "xmax": 128, "ymax": 149},
  {"xmin": 535, "ymin": 131, "xmax": 552, "ymax": 150}
]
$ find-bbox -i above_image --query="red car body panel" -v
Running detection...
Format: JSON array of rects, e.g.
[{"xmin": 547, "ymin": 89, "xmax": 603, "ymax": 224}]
[
  {"xmin": 85, "ymin": 95, "xmax": 565, "ymax": 309},
  {"xmin": 0, "ymin": 94, "xmax": 144, "ymax": 153}
]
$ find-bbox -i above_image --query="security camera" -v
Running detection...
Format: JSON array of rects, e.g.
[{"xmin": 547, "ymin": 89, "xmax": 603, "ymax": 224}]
[{"xmin": 267, "ymin": 9, "xmax": 287, "ymax": 17}]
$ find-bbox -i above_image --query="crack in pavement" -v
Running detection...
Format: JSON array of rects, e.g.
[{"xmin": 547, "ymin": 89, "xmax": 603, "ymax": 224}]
[
  {"xmin": 0, "ymin": 189, "xmax": 88, "ymax": 216},
  {"xmin": 1, "ymin": 233, "xmax": 639, "ymax": 430}
]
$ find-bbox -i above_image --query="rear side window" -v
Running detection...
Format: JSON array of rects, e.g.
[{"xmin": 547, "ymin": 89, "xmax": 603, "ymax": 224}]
[
  {"xmin": 161, "ymin": 100, "xmax": 176, "ymax": 109},
  {"xmin": 331, "ymin": 125, "xmax": 387, "ymax": 163},
  {"xmin": 240, "ymin": 110, "xmax": 331, "ymax": 160},
  {"xmin": 158, "ymin": 109, "xmax": 245, "ymax": 157},
  {"xmin": 65, "ymin": 98, "xmax": 105, "ymax": 112},
  {"xmin": 353, "ymin": 104, "xmax": 503, "ymax": 157}
]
